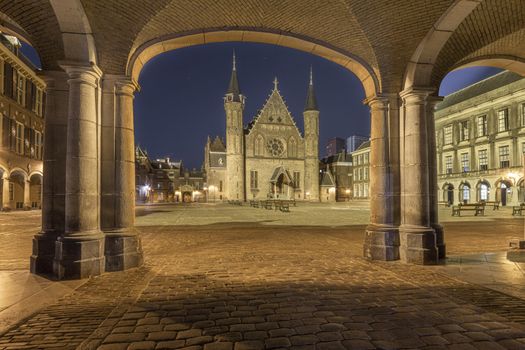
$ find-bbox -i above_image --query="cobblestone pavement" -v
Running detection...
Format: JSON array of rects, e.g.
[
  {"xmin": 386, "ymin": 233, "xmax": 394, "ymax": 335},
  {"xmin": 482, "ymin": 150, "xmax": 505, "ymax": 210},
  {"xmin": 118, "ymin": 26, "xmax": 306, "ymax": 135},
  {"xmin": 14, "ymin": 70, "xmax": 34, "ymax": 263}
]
[{"xmin": 0, "ymin": 204, "xmax": 524, "ymax": 349}]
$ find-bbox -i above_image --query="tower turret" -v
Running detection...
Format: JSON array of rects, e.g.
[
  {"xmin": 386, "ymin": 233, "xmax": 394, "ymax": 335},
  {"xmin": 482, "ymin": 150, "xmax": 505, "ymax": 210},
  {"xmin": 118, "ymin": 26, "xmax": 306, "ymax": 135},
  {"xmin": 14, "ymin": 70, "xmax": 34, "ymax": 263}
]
[
  {"xmin": 303, "ymin": 67, "xmax": 320, "ymax": 201},
  {"xmin": 224, "ymin": 52, "xmax": 246, "ymax": 200}
]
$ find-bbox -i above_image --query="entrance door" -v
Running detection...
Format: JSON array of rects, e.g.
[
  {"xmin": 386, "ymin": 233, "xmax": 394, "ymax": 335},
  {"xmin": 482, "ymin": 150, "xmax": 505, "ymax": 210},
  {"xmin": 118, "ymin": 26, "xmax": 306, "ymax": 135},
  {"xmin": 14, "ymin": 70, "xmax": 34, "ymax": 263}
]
[
  {"xmin": 447, "ymin": 188, "xmax": 453, "ymax": 205},
  {"xmin": 183, "ymin": 192, "xmax": 192, "ymax": 203},
  {"xmin": 500, "ymin": 186, "xmax": 507, "ymax": 206}
]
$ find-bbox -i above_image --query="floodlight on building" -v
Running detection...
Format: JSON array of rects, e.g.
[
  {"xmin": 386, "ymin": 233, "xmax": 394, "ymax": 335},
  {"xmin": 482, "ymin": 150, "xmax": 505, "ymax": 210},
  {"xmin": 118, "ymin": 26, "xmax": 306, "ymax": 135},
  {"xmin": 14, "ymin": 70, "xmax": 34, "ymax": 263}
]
[{"xmin": 345, "ymin": 189, "xmax": 350, "ymax": 194}]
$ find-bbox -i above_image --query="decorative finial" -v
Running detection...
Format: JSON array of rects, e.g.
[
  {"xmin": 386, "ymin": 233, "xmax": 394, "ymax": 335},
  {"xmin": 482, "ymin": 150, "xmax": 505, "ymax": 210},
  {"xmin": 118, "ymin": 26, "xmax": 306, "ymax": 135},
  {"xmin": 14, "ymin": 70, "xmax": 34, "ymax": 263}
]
[
  {"xmin": 309, "ymin": 66, "xmax": 313, "ymax": 85},
  {"xmin": 232, "ymin": 50, "xmax": 236, "ymax": 71},
  {"xmin": 273, "ymin": 77, "xmax": 279, "ymax": 90}
]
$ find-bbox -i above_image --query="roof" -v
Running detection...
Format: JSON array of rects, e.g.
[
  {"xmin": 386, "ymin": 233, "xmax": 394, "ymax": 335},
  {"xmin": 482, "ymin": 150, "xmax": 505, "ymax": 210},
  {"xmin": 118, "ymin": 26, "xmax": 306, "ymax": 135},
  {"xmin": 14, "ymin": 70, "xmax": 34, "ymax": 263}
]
[
  {"xmin": 209, "ymin": 136, "xmax": 226, "ymax": 152},
  {"xmin": 270, "ymin": 166, "xmax": 293, "ymax": 183},
  {"xmin": 320, "ymin": 171, "xmax": 335, "ymax": 186},
  {"xmin": 226, "ymin": 53, "xmax": 241, "ymax": 102},
  {"xmin": 436, "ymin": 71, "xmax": 524, "ymax": 110},
  {"xmin": 354, "ymin": 140, "xmax": 370, "ymax": 152},
  {"xmin": 304, "ymin": 68, "xmax": 318, "ymax": 111}
]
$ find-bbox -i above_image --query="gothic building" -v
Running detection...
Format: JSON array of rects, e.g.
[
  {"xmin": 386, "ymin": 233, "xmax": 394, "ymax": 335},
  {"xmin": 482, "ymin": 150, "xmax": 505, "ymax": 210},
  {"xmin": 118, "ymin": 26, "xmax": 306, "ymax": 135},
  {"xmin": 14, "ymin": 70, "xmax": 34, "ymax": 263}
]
[{"xmin": 204, "ymin": 56, "xmax": 321, "ymax": 201}]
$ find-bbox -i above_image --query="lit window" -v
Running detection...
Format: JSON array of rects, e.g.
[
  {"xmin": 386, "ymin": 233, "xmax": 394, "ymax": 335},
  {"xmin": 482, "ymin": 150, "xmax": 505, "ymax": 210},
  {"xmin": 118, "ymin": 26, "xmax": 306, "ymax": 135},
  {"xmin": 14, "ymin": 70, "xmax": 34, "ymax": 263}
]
[
  {"xmin": 445, "ymin": 155, "xmax": 453, "ymax": 174},
  {"xmin": 460, "ymin": 121, "xmax": 469, "ymax": 141},
  {"xmin": 499, "ymin": 145, "xmax": 510, "ymax": 168},
  {"xmin": 477, "ymin": 115, "xmax": 487, "ymax": 136},
  {"xmin": 479, "ymin": 183, "xmax": 489, "ymax": 201},
  {"xmin": 461, "ymin": 153, "xmax": 469, "ymax": 172},
  {"xmin": 34, "ymin": 131, "xmax": 42, "ymax": 160},
  {"xmin": 15, "ymin": 122, "xmax": 24, "ymax": 155},
  {"xmin": 364, "ymin": 167, "xmax": 368, "ymax": 180},
  {"xmin": 34, "ymin": 88, "xmax": 43, "ymax": 117},
  {"xmin": 497, "ymin": 109, "xmax": 509, "ymax": 132},
  {"xmin": 293, "ymin": 171, "xmax": 300, "ymax": 189},
  {"xmin": 16, "ymin": 73, "xmax": 25, "ymax": 105},
  {"xmin": 364, "ymin": 153, "xmax": 369, "ymax": 164},
  {"xmin": 460, "ymin": 184, "xmax": 470, "ymax": 202},
  {"xmin": 250, "ymin": 170, "xmax": 258, "ymax": 189},
  {"xmin": 443, "ymin": 125, "xmax": 453, "ymax": 145},
  {"xmin": 478, "ymin": 149, "xmax": 488, "ymax": 170}
]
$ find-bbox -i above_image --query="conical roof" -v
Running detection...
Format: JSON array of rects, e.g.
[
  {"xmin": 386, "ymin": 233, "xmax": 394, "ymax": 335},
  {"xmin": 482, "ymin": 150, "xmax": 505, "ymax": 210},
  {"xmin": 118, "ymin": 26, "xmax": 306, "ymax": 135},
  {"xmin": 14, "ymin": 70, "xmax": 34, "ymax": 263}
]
[
  {"xmin": 226, "ymin": 51, "xmax": 241, "ymax": 102},
  {"xmin": 304, "ymin": 67, "xmax": 318, "ymax": 111}
]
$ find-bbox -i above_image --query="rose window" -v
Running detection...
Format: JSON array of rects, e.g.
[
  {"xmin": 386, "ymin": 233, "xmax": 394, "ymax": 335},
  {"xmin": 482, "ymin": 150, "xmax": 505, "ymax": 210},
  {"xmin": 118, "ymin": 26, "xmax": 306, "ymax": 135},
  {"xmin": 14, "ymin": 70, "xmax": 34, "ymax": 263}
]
[{"xmin": 266, "ymin": 138, "xmax": 284, "ymax": 157}]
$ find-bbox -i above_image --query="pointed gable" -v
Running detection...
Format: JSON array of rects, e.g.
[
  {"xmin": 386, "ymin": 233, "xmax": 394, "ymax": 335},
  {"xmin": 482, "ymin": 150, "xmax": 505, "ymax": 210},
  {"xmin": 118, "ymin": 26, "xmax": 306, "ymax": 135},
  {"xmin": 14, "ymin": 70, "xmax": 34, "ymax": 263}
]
[{"xmin": 246, "ymin": 82, "xmax": 302, "ymax": 137}]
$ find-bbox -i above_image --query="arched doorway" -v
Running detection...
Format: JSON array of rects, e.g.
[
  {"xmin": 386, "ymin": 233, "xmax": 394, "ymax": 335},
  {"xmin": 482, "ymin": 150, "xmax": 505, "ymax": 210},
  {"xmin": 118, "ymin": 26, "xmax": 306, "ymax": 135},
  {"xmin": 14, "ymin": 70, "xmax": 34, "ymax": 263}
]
[
  {"xmin": 458, "ymin": 182, "xmax": 470, "ymax": 204},
  {"xmin": 9, "ymin": 170, "xmax": 27, "ymax": 210},
  {"xmin": 476, "ymin": 180, "xmax": 490, "ymax": 203},
  {"xmin": 442, "ymin": 183, "xmax": 454, "ymax": 205},
  {"xmin": 29, "ymin": 173, "xmax": 43, "ymax": 209},
  {"xmin": 496, "ymin": 179, "xmax": 513, "ymax": 206}
]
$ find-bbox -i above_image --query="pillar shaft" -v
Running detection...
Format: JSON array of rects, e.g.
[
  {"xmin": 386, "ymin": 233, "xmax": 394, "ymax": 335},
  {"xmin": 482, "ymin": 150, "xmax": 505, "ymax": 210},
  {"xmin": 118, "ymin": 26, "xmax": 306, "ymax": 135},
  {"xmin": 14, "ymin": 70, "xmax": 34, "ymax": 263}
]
[
  {"xmin": 399, "ymin": 88, "xmax": 438, "ymax": 265},
  {"xmin": 364, "ymin": 96, "xmax": 399, "ymax": 261},
  {"xmin": 30, "ymin": 72, "xmax": 69, "ymax": 275},
  {"xmin": 53, "ymin": 63, "xmax": 105, "ymax": 279},
  {"xmin": 2, "ymin": 176, "xmax": 10, "ymax": 211},
  {"xmin": 23, "ymin": 180, "xmax": 31, "ymax": 210},
  {"xmin": 102, "ymin": 77, "xmax": 143, "ymax": 272}
]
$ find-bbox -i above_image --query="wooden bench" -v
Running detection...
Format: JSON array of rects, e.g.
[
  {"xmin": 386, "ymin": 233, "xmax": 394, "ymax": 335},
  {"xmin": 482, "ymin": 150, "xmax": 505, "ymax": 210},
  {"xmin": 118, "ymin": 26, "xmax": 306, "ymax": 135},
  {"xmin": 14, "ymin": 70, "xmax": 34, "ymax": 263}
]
[
  {"xmin": 279, "ymin": 202, "xmax": 290, "ymax": 212},
  {"xmin": 438, "ymin": 201, "xmax": 451, "ymax": 207},
  {"xmin": 512, "ymin": 203, "xmax": 525, "ymax": 216},
  {"xmin": 263, "ymin": 200, "xmax": 273, "ymax": 210},
  {"xmin": 484, "ymin": 201, "xmax": 500, "ymax": 210},
  {"xmin": 452, "ymin": 203, "xmax": 485, "ymax": 217}
]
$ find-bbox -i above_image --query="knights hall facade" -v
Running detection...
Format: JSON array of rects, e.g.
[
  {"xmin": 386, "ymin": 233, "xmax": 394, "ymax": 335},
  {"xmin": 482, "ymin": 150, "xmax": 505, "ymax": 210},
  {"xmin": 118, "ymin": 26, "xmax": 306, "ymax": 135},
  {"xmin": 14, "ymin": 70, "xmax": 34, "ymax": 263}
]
[{"xmin": 204, "ymin": 57, "xmax": 322, "ymax": 201}]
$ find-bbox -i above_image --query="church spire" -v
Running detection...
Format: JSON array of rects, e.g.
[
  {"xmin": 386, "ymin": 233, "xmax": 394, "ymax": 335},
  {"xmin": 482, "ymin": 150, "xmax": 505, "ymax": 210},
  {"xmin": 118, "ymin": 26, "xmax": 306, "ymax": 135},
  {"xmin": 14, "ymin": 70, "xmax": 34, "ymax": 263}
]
[
  {"xmin": 226, "ymin": 51, "xmax": 241, "ymax": 102},
  {"xmin": 304, "ymin": 66, "xmax": 318, "ymax": 111}
]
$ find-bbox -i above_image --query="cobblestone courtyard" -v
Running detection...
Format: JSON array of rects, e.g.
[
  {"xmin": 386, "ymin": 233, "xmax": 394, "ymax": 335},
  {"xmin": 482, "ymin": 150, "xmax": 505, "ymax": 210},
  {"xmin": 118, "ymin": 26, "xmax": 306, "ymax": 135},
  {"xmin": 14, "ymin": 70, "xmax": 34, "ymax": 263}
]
[{"xmin": 0, "ymin": 203, "xmax": 525, "ymax": 349}]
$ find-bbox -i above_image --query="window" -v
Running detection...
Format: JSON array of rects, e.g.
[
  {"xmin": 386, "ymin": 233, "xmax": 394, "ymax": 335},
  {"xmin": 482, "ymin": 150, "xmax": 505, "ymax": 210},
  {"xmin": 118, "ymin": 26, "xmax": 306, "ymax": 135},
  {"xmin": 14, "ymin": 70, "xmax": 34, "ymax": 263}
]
[
  {"xmin": 499, "ymin": 145, "xmax": 510, "ymax": 168},
  {"xmin": 479, "ymin": 183, "xmax": 489, "ymax": 201},
  {"xmin": 478, "ymin": 149, "xmax": 488, "ymax": 171},
  {"xmin": 251, "ymin": 170, "xmax": 258, "ymax": 189},
  {"xmin": 15, "ymin": 122, "xmax": 23, "ymax": 154},
  {"xmin": 293, "ymin": 171, "xmax": 300, "ymax": 189},
  {"xmin": 445, "ymin": 155, "xmax": 453, "ymax": 174},
  {"xmin": 460, "ymin": 153, "xmax": 469, "ymax": 172},
  {"xmin": 34, "ymin": 131, "xmax": 42, "ymax": 160},
  {"xmin": 364, "ymin": 167, "xmax": 369, "ymax": 180},
  {"xmin": 497, "ymin": 109, "xmax": 509, "ymax": 132},
  {"xmin": 364, "ymin": 153, "xmax": 369, "ymax": 164},
  {"xmin": 0, "ymin": 58, "xmax": 3, "ymax": 94},
  {"xmin": 358, "ymin": 168, "xmax": 363, "ymax": 181},
  {"xmin": 16, "ymin": 72, "xmax": 25, "ymax": 105},
  {"xmin": 521, "ymin": 103, "xmax": 525, "ymax": 127},
  {"xmin": 34, "ymin": 88, "xmax": 43, "ymax": 117},
  {"xmin": 219, "ymin": 181, "xmax": 223, "ymax": 192},
  {"xmin": 460, "ymin": 121, "xmax": 469, "ymax": 141},
  {"xmin": 443, "ymin": 125, "xmax": 453, "ymax": 145},
  {"xmin": 477, "ymin": 115, "xmax": 487, "ymax": 137},
  {"xmin": 9, "ymin": 182, "xmax": 13, "ymax": 201},
  {"xmin": 364, "ymin": 183, "xmax": 369, "ymax": 198},
  {"xmin": 460, "ymin": 184, "xmax": 470, "ymax": 203}
]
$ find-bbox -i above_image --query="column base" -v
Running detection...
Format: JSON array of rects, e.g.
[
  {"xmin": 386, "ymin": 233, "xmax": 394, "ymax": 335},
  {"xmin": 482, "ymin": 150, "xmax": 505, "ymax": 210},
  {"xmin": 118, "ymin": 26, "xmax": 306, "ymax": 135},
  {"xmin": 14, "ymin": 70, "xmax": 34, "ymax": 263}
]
[
  {"xmin": 399, "ymin": 225, "xmax": 438, "ymax": 265},
  {"xmin": 363, "ymin": 225, "xmax": 399, "ymax": 261},
  {"xmin": 104, "ymin": 230, "xmax": 143, "ymax": 272},
  {"xmin": 30, "ymin": 231, "xmax": 60, "ymax": 276},
  {"xmin": 432, "ymin": 224, "xmax": 446, "ymax": 260},
  {"xmin": 53, "ymin": 233, "xmax": 105, "ymax": 280}
]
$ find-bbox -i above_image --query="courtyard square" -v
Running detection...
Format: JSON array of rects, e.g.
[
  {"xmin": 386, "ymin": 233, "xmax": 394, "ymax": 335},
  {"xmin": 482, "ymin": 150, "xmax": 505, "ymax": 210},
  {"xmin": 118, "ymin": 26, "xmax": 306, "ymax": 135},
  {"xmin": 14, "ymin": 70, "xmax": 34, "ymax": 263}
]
[{"xmin": 0, "ymin": 203, "xmax": 524, "ymax": 349}]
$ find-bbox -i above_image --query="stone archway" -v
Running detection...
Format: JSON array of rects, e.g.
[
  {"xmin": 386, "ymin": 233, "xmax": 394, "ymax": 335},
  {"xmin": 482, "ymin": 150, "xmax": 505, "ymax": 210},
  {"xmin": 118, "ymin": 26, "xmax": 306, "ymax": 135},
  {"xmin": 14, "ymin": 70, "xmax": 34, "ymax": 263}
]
[{"xmin": 29, "ymin": 173, "xmax": 43, "ymax": 209}]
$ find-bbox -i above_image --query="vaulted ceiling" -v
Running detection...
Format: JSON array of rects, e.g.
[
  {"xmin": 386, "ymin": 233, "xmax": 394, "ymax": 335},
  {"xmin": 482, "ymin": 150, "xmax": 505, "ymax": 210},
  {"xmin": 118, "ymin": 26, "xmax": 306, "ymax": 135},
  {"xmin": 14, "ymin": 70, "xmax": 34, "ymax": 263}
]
[{"xmin": 0, "ymin": 0, "xmax": 523, "ymax": 93}]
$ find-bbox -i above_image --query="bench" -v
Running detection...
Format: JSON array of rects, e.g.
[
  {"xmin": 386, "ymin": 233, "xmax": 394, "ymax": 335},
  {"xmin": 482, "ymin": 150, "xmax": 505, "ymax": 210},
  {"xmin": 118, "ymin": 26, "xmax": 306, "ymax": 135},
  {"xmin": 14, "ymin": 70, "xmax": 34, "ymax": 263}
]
[
  {"xmin": 438, "ymin": 201, "xmax": 451, "ymax": 207},
  {"xmin": 452, "ymin": 203, "xmax": 485, "ymax": 217},
  {"xmin": 512, "ymin": 203, "xmax": 525, "ymax": 216},
  {"xmin": 263, "ymin": 200, "xmax": 273, "ymax": 210},
  {"xmin": 279, "ymin": 202, "xmax": 290, "ymax": 212},
  {"xmin": 484, "ymin": 201, "xmax": 500, "ymax": 210}
]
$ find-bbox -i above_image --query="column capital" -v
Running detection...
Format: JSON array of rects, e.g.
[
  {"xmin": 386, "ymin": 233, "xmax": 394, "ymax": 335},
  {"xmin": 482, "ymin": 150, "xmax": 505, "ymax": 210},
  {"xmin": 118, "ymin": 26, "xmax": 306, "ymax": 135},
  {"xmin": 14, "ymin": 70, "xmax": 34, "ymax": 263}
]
[
  {"xmin": 58, "ymin": 61, "xmax": 102, "ymax": 88},
  {"xmin": 399, "ymin": 87, "xmax": 437, "ymax": 103},
  {"xmin": 103, "ymin": 74, "xmax": 141, "ymax": 93}
]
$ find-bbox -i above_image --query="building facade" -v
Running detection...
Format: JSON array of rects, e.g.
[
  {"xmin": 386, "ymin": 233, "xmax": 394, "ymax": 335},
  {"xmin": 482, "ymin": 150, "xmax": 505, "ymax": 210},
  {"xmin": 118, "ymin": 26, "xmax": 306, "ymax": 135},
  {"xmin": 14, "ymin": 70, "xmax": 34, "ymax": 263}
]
[
  {"xmin": 0, "ymin": 34, "xmax": 44, "ymax": 210},
  {"xmin": 346, "ymin": 135, "xmax": 368, "ymax": 153},
  {"xmin": 325, "ymin": 137, "xmax": 346, "ymax": 157},
  {"xmin": 321, "ymin": 151, "xmax": 353, "ymax": 201},
  {"xmin": 351, "ymin": 141, "xmax": 370, "ymax": 199},
  {"xmin": 435, "ymin": 71, "xmax": 525, "ymax": 206},
  {"xmin": 204, "ymin": 57, "xmax": 321, "ymax": 201}
]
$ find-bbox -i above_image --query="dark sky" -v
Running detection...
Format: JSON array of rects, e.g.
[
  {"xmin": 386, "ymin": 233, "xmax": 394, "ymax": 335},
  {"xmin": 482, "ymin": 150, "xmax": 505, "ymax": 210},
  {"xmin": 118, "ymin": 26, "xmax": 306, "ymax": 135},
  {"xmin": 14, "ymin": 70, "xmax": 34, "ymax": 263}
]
[{"xmin": 20, "ymin": 41, "xmax": 502, "ymax": 169}]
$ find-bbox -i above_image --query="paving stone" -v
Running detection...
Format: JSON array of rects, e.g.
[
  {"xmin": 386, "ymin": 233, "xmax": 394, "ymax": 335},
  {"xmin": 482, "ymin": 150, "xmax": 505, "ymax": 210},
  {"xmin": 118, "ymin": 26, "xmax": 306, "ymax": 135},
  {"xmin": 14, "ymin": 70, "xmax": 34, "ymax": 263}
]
[
  {"xmin": 233, "ymin": 340, "xmax": 264, "ymax": 350},
  {"xmin": 264, "ymin": 337, "xmax": 291, "ymax": 349},
  {"xmin": 290, "ymin": 335, "xmax": 318, "ymax": 346},
  {"xmin": 186, "ymin": 336, "xmax": 214, "ymax": 346},
  {"xmin": 155, "ymin": 340, "xmax": 186, "ymax": 349},
  {"xmin": 129, "ymin": 341, "xmax": 157, "ymax": 350},
  {"xmin": 177, "ymin": 330, "xmax": 202, "ymax": 340},
  {"xmin": 203, "ymin": 342, "xmax": 233, "ymax": 350}
]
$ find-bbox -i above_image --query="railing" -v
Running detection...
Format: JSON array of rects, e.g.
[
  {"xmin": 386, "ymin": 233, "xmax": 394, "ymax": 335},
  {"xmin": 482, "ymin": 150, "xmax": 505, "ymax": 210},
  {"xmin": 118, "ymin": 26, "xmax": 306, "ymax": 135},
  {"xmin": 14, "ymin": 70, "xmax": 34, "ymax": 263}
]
[{"xmin": 438, "ymin": 166, "xmax": 523, "ymax": 180}]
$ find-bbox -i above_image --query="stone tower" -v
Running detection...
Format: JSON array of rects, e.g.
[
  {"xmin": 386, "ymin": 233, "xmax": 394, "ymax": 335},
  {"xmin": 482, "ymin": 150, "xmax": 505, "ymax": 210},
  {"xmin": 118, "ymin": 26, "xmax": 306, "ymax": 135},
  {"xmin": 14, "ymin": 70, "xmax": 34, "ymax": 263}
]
[
  {"xmin": 224, "ymin": 52, "xmax": 246, "ymax": 200},
  {"xmin": 303, "ymin": 68, "xmax": 320, "ymax": 201}
]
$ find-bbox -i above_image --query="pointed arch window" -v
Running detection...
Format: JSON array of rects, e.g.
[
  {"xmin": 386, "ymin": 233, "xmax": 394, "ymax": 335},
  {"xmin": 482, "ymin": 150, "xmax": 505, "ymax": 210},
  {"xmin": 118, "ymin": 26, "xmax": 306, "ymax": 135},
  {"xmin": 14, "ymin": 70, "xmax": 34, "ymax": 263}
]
[
  {"xmin": 288, "ymin": 137, "xmax": 297, "ymax": 158},
  {"xmin": 255, "ymin": 135, "xmax": 264, "ymax": 156}
]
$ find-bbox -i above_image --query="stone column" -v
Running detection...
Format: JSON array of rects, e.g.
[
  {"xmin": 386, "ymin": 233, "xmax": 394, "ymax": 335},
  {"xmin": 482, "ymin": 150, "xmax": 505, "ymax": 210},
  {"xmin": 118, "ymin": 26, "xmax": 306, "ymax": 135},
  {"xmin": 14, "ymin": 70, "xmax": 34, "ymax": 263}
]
[
  {"xmin": 399, "ymin": 88, "xmax": 438, "ymax": 265},
  {"xmin": 427, "ymin": 97, "xmax": 446, "ymax": 259},
  {"xmin": 53, "ymin": 63, "xmax": 105, "ymax": 279},
  {"xmin": 363, "ymin": 96, "xmax": 399, "ymax": 260},
  {"xmin": 103, "ymin": 77, "xmax": 143, "ymax": 271},
  {"xmin": 2, "ymin": 175, "xmax": 10, "ymax": 211},
  {"xmin": 30, "ymin": 71, "xmax": 68, "ymax": 275},
  {"xmin": 23, "ymin": 179, "xmax": 31, "ymax": 210}
]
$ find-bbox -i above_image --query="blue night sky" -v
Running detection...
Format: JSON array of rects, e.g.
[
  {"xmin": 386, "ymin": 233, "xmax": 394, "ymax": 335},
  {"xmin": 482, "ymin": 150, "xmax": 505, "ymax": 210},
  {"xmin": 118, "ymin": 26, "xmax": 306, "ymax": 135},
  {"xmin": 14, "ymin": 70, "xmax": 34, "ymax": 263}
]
[{"xmin": 21, "ymin": 42, "xmax": 502, "ymax": 169}]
